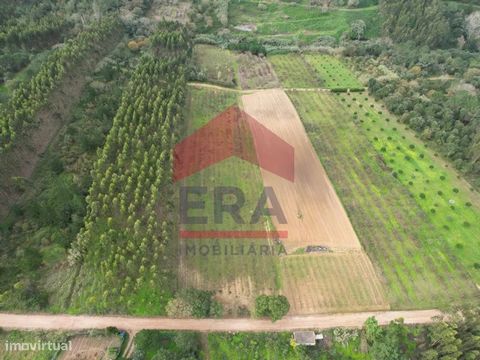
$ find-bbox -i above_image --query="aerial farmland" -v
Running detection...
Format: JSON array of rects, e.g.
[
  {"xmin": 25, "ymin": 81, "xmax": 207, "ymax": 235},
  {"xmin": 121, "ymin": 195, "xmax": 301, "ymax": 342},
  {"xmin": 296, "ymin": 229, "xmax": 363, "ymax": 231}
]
[{"xmin": 0, "ymin": 0, "xmax": 479, "ymax": 359}]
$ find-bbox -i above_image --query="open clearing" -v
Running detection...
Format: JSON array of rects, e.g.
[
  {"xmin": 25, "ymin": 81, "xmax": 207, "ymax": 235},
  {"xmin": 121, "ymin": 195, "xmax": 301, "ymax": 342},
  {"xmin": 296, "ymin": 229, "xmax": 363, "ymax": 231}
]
[
  {"xmin": 241, "ymin": 89, "xmax": 361, "ymax": 251},
  {"xmin": 229, "ymin": 2, "xmax": 380, "ymax": 42},
  {"xmin": 288, "ymin": 90, "xmax": 479, "ymax": 309},
  {"xmin": 177, "ymin": 87, "xmax": 388, "ymax": 315},
  {"xmin": 193, "ymin": 45, "xmax": 238, "ymax": 88}
]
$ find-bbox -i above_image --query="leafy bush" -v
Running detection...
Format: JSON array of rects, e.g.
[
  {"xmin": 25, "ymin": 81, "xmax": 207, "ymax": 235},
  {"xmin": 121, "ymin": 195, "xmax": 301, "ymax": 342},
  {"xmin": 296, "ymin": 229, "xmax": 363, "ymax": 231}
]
[{"xmin": 255, "ymin": 295, "xmax": 290, "ymax": 321}]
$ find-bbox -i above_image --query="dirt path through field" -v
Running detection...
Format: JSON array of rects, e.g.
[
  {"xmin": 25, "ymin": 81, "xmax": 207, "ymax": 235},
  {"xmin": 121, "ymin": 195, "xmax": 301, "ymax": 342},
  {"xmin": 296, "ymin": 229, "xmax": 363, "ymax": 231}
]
[
  {"xmin": 241, "ymin": 89, "xmax": 361, "ymax": 251},
  {"xmin": 0, "ymin": 310, "xmax": 442, "ymax": 332}
]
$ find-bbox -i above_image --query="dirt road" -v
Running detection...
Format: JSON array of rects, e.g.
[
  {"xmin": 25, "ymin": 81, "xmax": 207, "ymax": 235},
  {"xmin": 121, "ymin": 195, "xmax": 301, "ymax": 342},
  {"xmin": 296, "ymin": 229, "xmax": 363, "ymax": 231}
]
[{"xmin": 0, "ymin": 310, "xmax": 441, "ymax": 332}]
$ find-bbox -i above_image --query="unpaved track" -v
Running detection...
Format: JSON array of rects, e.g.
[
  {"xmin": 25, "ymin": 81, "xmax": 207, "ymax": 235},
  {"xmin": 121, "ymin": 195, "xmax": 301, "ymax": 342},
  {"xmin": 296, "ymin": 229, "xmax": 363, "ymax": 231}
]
[
  {"xmin": 242, "ymin": 89, "xmax": 361, "ymax": 251},
  {"xmin": 0, "ymin": 310, "xmax": 441, "ymax": 332}
]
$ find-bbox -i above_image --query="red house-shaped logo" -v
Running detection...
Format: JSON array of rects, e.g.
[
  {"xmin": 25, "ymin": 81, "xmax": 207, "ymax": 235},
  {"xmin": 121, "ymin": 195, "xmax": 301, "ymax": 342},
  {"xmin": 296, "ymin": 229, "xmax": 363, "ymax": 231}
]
[{"xmin": 173, "ymin": 106, "xmax": 294, "ymax": 182}]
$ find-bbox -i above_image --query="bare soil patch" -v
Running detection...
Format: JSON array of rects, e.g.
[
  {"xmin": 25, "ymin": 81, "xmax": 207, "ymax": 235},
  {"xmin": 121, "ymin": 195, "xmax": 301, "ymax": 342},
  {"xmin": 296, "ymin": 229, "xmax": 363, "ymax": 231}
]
[{"xmin": 241, "ymin": 89, "xmax": 361, "ymax": 252}]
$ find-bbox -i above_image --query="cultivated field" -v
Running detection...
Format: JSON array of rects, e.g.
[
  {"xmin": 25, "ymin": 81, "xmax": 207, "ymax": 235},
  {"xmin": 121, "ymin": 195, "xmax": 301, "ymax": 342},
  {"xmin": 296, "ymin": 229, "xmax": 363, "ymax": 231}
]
[
  {"xmin": 288, "ymin": 90, "xmax": 479, "ymax": 309},
  {"xmin": 303, "ymin": 54, "xmax": 363, "ymax": 89},
  {"xmin": 281, "ymin": 251, "xmax": 388, "ymax": 314},
  {"xmin": 237, "ymin": 52, "xmax": 280, "ymax": 89},
  {"xmin": 339, "ymin": 91, "xmax": 480, "ymax": 283},
  {"xmin": 58, "ymin": 335, "xmax": 121, "ymax": 360},
  {"xmin": 178, "ymin": 87, "xmax": 389, "ymax": 316},
  {"xmin": 241, "ymin": 89, "xmax": 361, "ymax": 251},
  {"xmin": 178, "ymin": 87, "xmax": 279, "ymax": 316},
  {"xmin": 193, "ymin": 45, "xmax": 238, "ymax": 88},
  {"xmin": 268, "ymin": 54, "xmax": 320, "ymax": 88}
]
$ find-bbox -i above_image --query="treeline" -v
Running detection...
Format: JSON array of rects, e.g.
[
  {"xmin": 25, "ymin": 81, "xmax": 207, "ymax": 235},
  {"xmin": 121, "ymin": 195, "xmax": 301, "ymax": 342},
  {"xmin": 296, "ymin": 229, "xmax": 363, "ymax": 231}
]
[
  {"xmin": 0, "ymin": 16, "xmax": 120, "ymax": 152},
  {"xmin": 131, "ymin": 308, "xmax": 480, "ymax": 359},
  {"xmin": 380, "ymin": 0, "xmax": 477, "ymax": 49},
  {"xmin": 68, "ymin": 24, "xmax": 189, "ymax": 313},
  {"xmin": 150, "ymin": 22, "xmax": 190, "ymax": 53},
  {"xmin": 0, "ymin": 14, "xmax": 70, "ymax": 49}
]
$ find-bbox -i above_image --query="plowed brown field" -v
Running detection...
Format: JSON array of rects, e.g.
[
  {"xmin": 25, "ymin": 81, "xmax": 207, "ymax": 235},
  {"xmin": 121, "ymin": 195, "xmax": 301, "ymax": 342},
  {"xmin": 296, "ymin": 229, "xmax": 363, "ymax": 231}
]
[{"xmin": 241, "ymin": 89, "xmax": 361, "ymax": 251}]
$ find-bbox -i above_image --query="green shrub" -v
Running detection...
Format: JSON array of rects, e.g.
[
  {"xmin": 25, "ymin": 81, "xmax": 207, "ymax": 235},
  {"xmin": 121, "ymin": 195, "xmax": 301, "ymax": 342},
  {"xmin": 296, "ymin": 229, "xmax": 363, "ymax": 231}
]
[{"xmin": 255, "ymin": 295, "xmax": 290, "ymax": 322}]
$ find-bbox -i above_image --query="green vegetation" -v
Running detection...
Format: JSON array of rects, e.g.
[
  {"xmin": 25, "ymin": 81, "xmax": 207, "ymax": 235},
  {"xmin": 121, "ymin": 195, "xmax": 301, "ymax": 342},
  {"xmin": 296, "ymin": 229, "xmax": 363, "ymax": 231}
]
[
  {"xmin": 208, "ymin": 332, "xmax": 313, "ymax": 359},
  {"xmin": 192, "ymin": 44, "xmax": 238, "ymax": 87},
  {"xmin": 269, "ymin": 54, "xmax": 320, "ymax": 88},
  {"xmin": 340, "ymin": 91, "xmax": 480, "ymax": 282},
  {"xmin": 0, "ymin": 330, "xmax": 67, "ymax": 360},
  {"xmin": 380, "ymin": 0, "xmax": 459, "ymax": 48},
  {"xmin": 0, "ymin": 43, "xmax": 132, "ymax": 312},
  {"xmin": 255, "ymin": 294, "xmax": 290, "ymax": 321},
  {"xmin": 67, "ymin": 25, "xmax": 190, "ymax": 315},
  {"xmin": 229, "ymin": 1, "xmax": 380, "ymax": 41},
  {"xmin": 289, "ymin": 90, "xmax": 478, "ymax": 308},
  {"xmin": 166, "ymin": 288, "xmax": 223, "ymax": 318},
  {"xmin": 304, "ymin": 54, "xmax": 363, "ymax": 89},
  {"xmin": 180, "ymin": 87, "xmax": 283, "ymax": 316},
  {"xmin": 0, "ymin": 16, "xmax": 120, "ymax": 151},
  {"xmin": 133, "ymin": 330, "xmax": 202, "ymax": 360},
  {"xmin": 270, "ymin": 53, "xmax": 363, "ymax": 89}
]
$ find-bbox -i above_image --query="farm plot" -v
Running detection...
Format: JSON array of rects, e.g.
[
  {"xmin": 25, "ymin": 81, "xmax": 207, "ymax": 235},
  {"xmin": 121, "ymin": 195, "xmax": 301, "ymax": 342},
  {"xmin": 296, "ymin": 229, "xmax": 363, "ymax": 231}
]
[
  {"xmin": 281, "ymin": 251, "xmax": 388, "ymax": 314},
  {"xmin": 288, "ymin": 90, "xmax": 479, "ymax": 309},
  {"xmin": 303, "ymin": 54, "xmax": 363, "ymax": 90},
  {"xmin": 241, "ymin": 89, "xmax": 362, "ymax": 252},
  {"xmin": 237, "ymin": 52, "xmax": 280, "ymax": 89},
  {"xmin": 336, "ymin": 92, "xmax": 480, "ymax": 283},
  {"xmin": 192, "ymin": 45, "xmax": 238, "ymax": 88},
  {"xmin": 268, "ymin": 54, "xmax": 320, "ymax": 88},
  {"xmin": 178, "ymin": 87, "xmax": 281, "ymax": 316},
  {"xmin": 179, "ymin": 87, "xmax": 389, "ymax": 316},
  {"xmin": 0, "ymin": 331, "xmax": 66, "ymax": 360},
  {"xmin": 58, "ymin": 335, "xmax": 121, "ymax": 360}
]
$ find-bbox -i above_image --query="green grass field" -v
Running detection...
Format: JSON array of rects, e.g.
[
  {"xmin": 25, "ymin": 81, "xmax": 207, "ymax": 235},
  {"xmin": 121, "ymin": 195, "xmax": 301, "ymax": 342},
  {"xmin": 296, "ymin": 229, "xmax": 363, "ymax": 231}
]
[
  {"xmin": 303, "ymin": 54, "xmax": 363, "ymax": 89},
  {"xmin": 229, "ymin": 1, "xmax": 380, "ymax": 41},
  {"xmin": 340, "ymin": 91, "xmax": 480, "ymax": 281},
  {"xmin": 289, "ymin": 90, "xmax": 479, "ymax": 309},
  {"xmin": 268, "ymin": 54, "xmax": 320, "ymax": 88},
  {"xmin": 270, "ymin": 53, "xmax": 364, "ymax": 89}
]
